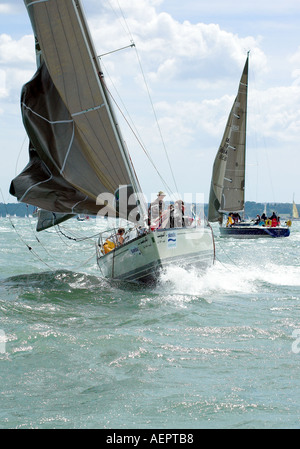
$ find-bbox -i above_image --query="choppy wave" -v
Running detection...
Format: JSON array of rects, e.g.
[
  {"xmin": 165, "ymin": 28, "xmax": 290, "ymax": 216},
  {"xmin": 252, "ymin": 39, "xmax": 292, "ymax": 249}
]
[
  {"xmin": 156, "ymin": 258, "xmax": 300, "ymax": 301},
  {"xmin": 0, "ymin": 218, "xmax": 300, "ymax": 429}
]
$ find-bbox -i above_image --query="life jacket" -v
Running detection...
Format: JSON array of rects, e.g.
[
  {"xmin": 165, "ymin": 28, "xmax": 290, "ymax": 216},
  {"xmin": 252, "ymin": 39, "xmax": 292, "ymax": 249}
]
[
  {"xmin": 271, "ymin": 218, "xmax": 277, "ymax": 227},
  {"xmin": 226, "ymin": 216, "xmax": 234, "ymax": 227},
  {"xmin": 103, "ymin": 239, "xmax": 115, "ymax": 254}
]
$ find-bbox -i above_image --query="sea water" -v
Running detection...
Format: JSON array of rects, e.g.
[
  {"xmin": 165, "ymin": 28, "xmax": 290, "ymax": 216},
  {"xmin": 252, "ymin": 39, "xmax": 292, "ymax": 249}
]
[{"xmin": 0, "ymin": 217, "xmax": 299, "ymax": 429}]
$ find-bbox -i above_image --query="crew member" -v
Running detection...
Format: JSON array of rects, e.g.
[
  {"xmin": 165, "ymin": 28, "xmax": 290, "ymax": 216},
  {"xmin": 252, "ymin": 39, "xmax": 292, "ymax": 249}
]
[
  {"xmin": 116, "ymin": 228, "xmax": 125, "ymax": 245},
  {"xmin": 148, "ymin": 191, "xmax": 166, "ymax": 227}
]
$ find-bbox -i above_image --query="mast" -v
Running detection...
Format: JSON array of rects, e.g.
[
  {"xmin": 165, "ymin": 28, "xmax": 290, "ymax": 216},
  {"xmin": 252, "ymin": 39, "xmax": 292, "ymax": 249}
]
[{"xmin": 74, "ymin": 0, "xmax": 146, "ymax": 219}]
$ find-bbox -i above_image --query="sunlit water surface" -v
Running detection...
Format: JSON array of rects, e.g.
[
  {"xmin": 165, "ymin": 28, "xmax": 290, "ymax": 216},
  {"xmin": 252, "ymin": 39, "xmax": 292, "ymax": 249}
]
[{"xmin": 0, "ymin": 217, "xmax": 299, "ymax": 429}]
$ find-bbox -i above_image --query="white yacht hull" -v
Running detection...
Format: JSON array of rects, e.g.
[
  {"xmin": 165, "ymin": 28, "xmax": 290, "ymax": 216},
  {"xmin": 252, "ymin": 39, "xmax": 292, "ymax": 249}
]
[{"xmin": 97, "ymin": 226, "xmax": 215, "ymax": 284}]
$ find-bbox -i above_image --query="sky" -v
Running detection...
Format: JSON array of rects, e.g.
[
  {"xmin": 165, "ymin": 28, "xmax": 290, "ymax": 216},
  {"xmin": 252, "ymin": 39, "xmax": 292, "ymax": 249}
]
[{"xmin": 0, "ymin": 0, "xmax": 300, "ymax": 206}]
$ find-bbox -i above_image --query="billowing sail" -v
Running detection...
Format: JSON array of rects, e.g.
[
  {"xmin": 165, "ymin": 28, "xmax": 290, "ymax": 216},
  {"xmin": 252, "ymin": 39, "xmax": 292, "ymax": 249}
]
[
  {"xmin": 10, "ymin": 0, "xmax": 143, "ymax": 223},
  {"xmin": 208, "ymin": 56, "xmax": 249, "ymax": 222}
]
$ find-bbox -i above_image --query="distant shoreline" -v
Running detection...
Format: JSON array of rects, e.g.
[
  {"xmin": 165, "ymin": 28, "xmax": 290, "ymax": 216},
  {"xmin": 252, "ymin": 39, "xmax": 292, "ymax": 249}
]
[{"xmin": 1, "ymin": 201, "xmax": 298, "ymax": 219}]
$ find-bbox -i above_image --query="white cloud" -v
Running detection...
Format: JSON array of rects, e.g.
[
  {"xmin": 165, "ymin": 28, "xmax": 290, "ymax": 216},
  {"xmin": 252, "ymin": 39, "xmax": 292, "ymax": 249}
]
[
  {"xmin": 1, "ymin": 0, "xmax": 299, "ymax": 202},
  {"xmin": 0, "ymin": 69, "xmax": 8, "ymax": 99},
  {"xmin": 0, "ymin": 34, "xmax": 35, "ymax": 99},
  {"xmin": 0, "ymin": 34, "xmax": 35, "ymax": 65},
  {"xmin": 90, "ymin": 4, "xmax": 267, "ymax": 91},
  {"xmin": 249, "ymin": 86, "xmax": 300, "ymax": 142},
  {"xmin": 288, "ymin": 47, "xmax": 300, "ymax": 85},
  {"xmin": 160, "ymin": 0, "xmax": 300, "ymax": 19},
  {"xmin": 0, "ymin": 4, "xmax": 15, "ymax": 14},
  {"xmin": 289, "ymin": 46, "xmax": 300, "ymax": 64},
  {"xmin": 83, "ymin": 1, "xmax": 298, "ymax": 200},
  {"xmin": 291, "ymin": 70, "xmax": 300, "ymax": 86}
]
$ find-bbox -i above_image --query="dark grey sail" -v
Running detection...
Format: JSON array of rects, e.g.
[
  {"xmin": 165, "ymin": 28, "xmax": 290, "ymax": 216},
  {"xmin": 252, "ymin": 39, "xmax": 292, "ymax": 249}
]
[
  {"xmin": 208, "ymin": 55, "xmax": 249, "ymax": 222},
  {"xmin": 36, "ymin": 210, "xmax": 75, "ymax": 232},
  {"xmin": 10, "ymin": 0, "xmax": 144, "ymax": 226}
]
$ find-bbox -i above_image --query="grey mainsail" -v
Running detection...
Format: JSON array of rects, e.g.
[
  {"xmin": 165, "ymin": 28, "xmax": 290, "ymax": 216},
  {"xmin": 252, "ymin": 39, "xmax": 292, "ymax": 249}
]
[
  {"xmin": 208, "ymin": 55, "xmax": 249, "ymax": 222},
  {"xmin": 10, "ymin": 0, "xmax": 144, "ymax": 225}
]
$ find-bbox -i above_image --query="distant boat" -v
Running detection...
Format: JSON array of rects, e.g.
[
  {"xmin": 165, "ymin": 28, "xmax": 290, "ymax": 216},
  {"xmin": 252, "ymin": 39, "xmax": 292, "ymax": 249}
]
[
  {"xmin": 77, "ymin": 214, "xmax": 90, "ymax": 221},
  {"xmin": 208, "ymin": 54, "xmax": 290, "ymax": 238},
  {"xmin": 292, "ymin": 197, "xmax": 300, "ymax": 221}
]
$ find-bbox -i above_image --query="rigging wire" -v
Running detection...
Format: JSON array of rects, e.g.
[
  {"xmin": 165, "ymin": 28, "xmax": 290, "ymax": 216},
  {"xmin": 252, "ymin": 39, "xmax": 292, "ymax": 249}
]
[
  {"xmin": 97, "ymin": 44, "xmax": 174, "ymax": 194},
  {"xmin": 101, "ymin": 76, "xmax": 174, "ymax": 197},
  {"xmin": 0, "ymin": 190, "xmax": 55, "ymax": 271},
  {"xmin": 215, "ymin": 240, "xmax": 239, "ymax": 271},
  {"xmin": 99, "ymin": 58, "xmax": 149, "ymax": 161},
  {"xmin": 1, "ymin": 189, "xmax": 99, "ymax": 272},
  {"xmin": 132, "ymin": 44, "xmax": 179, "ymax": 195},
  {"xmin": 15, "ymin": 135, "xmax": 28, "ymax": 176},
  {"xmin": 104, "ymin": 0, "xmax": 130, "ymax": 38},
  {"xmin": 24, "ymin": 204, "xmax": 69, "ymax": 262},
  {"xmin": 106, "ymin": 0, "xmax": 179, "ymax": 196},
  {"xmin": 250, "ymin": 62, "xmax": 276, "ymax": 204},
  {"xmin": 56, "ymin": 224, "xmax": 102, "ymax": 244}
]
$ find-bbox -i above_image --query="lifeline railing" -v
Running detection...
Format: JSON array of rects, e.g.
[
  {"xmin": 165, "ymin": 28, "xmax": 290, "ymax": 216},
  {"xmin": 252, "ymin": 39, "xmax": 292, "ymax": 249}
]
[{"xmin": 97, "ymin": 225, "xmax": 148, "ymax": 257}]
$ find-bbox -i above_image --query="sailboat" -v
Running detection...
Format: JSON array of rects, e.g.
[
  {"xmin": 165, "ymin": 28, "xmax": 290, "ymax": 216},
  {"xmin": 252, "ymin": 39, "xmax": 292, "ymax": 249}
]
[
  {"xmin": 208, "ymin": 54, "xmax": 290, "ymax": 239},
  {"xmin": 77, "ymin": 214, "xmax": 90, "ymax": 221},
  {"xmin": 292, "ymin": 196, "xmax": 300, "ymax": 221},
  {"xmin": 10, "ymin": 0, "xmax": 215, "ymax": 283}
]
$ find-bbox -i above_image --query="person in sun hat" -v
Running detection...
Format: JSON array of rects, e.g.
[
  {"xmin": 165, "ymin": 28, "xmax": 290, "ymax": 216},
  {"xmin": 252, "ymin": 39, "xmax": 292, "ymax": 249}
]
[{"xmin": 148, "ymin": 191, "xmax": 166, "ymax": 227}]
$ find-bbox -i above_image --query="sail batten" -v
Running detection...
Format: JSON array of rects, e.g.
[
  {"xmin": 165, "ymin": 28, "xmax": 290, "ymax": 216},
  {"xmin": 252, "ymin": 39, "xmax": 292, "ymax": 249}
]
[
  {"xmin": 10, "ymin": 0, "xmax": 144, "ymax": 223},
  {"xmin": 208, "ymin": 56, "xmax": 249, "ymax": 222}
]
